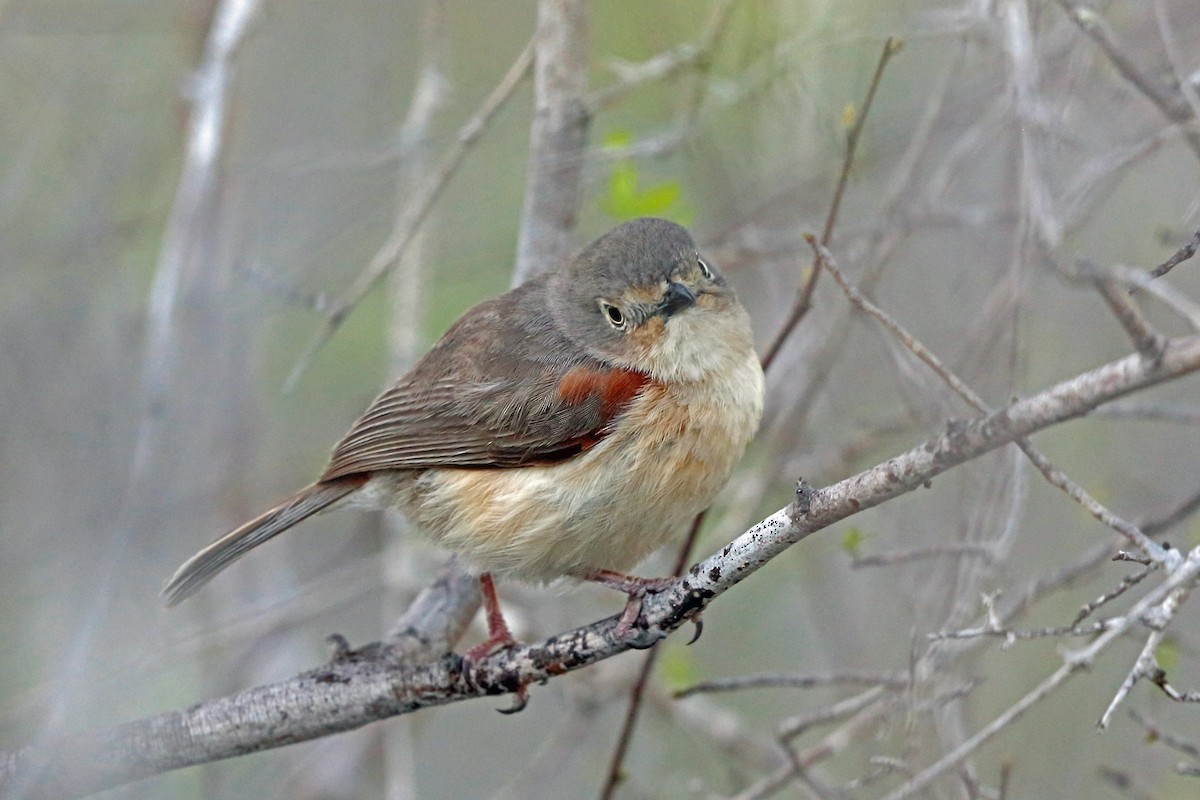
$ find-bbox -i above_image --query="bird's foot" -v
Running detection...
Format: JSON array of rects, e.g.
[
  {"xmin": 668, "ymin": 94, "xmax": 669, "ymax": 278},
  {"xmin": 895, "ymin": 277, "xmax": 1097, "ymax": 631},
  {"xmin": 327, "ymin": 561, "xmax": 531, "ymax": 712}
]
[
  {"xmin": 463, "ymin": 573, "xmax": 530, "ymax": 713},
  {"xmin": 464, "ymin": 572, "xmax": 520, "ymax": 661},
  {"xmin": 588, "ymin": 569, "xmax": 677, "ymax": 646}
]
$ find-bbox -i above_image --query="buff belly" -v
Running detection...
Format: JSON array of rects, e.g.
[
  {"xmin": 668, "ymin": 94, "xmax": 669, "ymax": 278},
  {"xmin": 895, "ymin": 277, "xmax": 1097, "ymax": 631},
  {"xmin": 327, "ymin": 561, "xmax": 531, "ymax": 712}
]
[{"xmin": 382, "ymin": 353, "xmax": 763, "ymax": 583}]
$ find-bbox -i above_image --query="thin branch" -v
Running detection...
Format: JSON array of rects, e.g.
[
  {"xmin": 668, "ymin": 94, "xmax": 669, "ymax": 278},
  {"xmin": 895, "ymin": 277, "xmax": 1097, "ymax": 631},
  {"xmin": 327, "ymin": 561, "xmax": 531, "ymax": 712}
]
[
  {"xmin": 6, "ymin": 333, "xmax": 1200, "ymax": 798},
  {"xmin": 1085, "ymin": 262, "xmax": 1200, "ymax": 332},
  {"xmin": 1055, "ymin": 0, "xmax": 1200, "ymax": 163},
  {"xmin": 283, "ymin": 38, "xmax": 535, "ymax": 390},
  {"xmin": 675, "ymin": 671, "xmax": 907, "ymax": 699},
  {"xmin": 814, "ymin": 239, "xmax": 1176, "ymax": 567},
  {"xmin": 779, "ymin": 686, "xmax": 888, "ymax": 741},
  {"xmin": 759, "ymin": 36, "xmax": 902, "ymax": 371},
  {"xmin": 880, "ymin": 547, "xmax": 1200, "ymax": 800},
  {"xmin": 1070, "ymin": 564, "xmax": 1155, "ymax": 627},
  {"xmin": 1129, "ymin": 709, "xmax": 1200, "ymax": 761},
  {"xmin": 851, "ymin": 543, "xmax": 995, "ymax": 569},
  {"xmin": 1088, "ymin": 267, "xmax": 1165, "ymax": 360},
  {"xmin": 1145, "ymin": 226, "xmax": 1200, "ymax": 282},
  {"xmin": 588, "ymin": 0, "xmax": 740, "ymax": 111}
]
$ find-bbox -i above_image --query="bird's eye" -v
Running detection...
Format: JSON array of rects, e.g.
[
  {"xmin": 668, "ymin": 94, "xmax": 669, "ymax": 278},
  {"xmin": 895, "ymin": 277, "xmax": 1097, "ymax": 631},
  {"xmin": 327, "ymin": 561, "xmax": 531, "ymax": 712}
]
[
  {"xmin": 697, "ymin": 257, "xmax": 714, "ymax": 281},
  {"xmin": 599, "ymin": 301, "xmax": 626, "ymax": 330}
]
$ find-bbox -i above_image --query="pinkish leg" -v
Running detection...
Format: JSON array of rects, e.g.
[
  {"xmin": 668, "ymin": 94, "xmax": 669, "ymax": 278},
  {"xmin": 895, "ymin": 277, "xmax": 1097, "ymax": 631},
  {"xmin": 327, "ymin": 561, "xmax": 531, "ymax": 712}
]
[
  {"xmin": 587, "ymin": 569, "xmax": 678, "ymax": 638},
  {"xmin": 465, "ymin": 573, "xmax": 518, "ymax": 662}
]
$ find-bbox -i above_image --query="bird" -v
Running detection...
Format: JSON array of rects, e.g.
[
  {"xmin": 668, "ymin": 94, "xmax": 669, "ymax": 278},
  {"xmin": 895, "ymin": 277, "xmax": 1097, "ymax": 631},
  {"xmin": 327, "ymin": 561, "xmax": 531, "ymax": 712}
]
[{"xmin": 163, "ymin": 217, "xmax": 764, "ymax": 661}]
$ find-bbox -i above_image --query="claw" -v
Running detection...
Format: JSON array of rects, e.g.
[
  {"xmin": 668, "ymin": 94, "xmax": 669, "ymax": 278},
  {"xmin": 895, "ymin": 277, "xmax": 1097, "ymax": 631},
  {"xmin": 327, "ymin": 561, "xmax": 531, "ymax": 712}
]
[
  {"xmin": 686, "ymin": 614, "xmax": 704, "ymax": 645},
  {"xmin": 463, "ymin": 573, "xmax": 534, "ymax": 712},
  {"xmin": 497, "ymin": 684, "xmax": 530, "ymax": 714},
  {"xmin": 589, "ymin": 569, "xmax": 677, "ymax": 647}
]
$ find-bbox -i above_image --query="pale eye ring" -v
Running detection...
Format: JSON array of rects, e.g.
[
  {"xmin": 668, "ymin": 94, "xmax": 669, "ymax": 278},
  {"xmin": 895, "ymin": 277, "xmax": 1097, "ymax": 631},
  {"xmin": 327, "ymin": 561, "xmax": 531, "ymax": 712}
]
[
  {"xmin": 599, "ymin": 301, "xmax": 626, "ymax": 330},
  {"xmin": 697, "ymin": 257, "xmax": 714, "ymax": 280}
]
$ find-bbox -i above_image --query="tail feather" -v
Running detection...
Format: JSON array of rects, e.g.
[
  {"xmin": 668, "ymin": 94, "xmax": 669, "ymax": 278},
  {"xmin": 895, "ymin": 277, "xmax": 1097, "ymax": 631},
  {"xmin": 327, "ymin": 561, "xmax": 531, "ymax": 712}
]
[{"xmin": 163, "ymin": 479, "xmax": 363, "ymax": 606}]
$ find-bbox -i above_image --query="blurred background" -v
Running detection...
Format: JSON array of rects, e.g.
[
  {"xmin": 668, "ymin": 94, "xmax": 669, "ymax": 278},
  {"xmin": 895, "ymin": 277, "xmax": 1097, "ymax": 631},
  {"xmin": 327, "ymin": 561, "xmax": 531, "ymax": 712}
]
[{"xmin": 2, "ymin": 1, "xmax": 1200, "ymax": 798}]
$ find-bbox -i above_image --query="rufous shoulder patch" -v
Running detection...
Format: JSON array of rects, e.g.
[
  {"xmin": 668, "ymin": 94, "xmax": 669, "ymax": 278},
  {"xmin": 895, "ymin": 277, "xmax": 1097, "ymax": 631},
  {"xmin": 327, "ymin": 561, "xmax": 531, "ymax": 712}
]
[{"xmin": 557, "ymin": 365, "xmax": 650, "ymax": 419}]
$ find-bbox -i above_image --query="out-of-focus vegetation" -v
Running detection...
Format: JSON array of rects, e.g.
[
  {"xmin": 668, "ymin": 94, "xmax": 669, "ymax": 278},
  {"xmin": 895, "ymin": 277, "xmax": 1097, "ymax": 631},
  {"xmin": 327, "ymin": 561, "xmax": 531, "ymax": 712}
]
[{"xmin": 3, "ymin": 1, "xmax": 1200, "ymax": 798}]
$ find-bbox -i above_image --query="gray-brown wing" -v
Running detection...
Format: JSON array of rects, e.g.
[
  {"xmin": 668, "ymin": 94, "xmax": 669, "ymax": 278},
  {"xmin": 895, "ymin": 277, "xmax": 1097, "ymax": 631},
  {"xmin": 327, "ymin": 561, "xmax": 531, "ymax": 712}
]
[{"xmin": 319, "ymin": 292, "xmax": 649, "ymax": 481}]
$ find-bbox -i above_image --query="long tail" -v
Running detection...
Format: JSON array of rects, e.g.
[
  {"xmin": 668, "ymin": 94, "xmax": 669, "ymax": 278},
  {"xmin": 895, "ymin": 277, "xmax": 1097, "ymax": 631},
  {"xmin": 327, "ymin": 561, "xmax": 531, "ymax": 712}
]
[{"xmin": 162, "ymin": 478, "xmax": 364, "ymax": 606}]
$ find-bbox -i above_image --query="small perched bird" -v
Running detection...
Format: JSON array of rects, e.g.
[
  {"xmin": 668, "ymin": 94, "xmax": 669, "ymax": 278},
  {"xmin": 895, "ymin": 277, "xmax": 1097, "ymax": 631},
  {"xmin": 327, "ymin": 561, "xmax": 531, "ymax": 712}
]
[{"xmin": 164, "ymin": 217, "xmax": 764, "ymax": 658}]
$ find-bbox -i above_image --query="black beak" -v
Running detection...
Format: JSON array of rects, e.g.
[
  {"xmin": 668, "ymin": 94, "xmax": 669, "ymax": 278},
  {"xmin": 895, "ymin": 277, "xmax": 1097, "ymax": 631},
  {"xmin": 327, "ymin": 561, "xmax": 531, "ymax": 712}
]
[{"xmin": 658, "ymin": 281, "xmax": 696, "ymax": 318}]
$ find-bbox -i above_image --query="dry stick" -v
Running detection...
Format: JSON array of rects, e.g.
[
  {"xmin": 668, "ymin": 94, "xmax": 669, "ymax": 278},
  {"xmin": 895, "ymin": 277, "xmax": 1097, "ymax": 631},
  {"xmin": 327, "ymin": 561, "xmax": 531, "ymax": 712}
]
[
  {"xmin": 1088, "ymin": 267, "xmax": 1164, "ymax": 359},
  {"xmin": 9, "ymin": 334, "xmax": 1200, "ymax": 798},
  {"xmin": 588, "ymin": 0, "xmax": 740, "ymax": 112},
  {"xmin": 1146, "ymin": 226, "xmax": 1200, "ymax": 282},
  {"xmin": 814, "ymin": 240, "xmax": 1200, "ymax": 793},
  {"xmin": 283, "ymin": 38, "xmax": 535, "ymax": 391},
  {"xmin": 812, "ymin": 238, "xmax": 1176, "ymax": 568},
  {"xmin": 675, "ymin": 671, "xmax": 907, "ymax": 699},
  {"xmin": 1054, "ymin": 0, "xmax": 1200, "ymax": 163},
  {"xmin": 598, "ymin": 35, "xmax": 903, "ymax": 799},
  {"xmin": 988, "ymin": 480, "xmax": 1200, "ymax": 646},
  {"xmin": 880, "ymin": 548, "xmax": 1200, "ymax": 800},
  {"xmin": 759, "ymin": 37, "xmax": 902, "ymax": 372}
]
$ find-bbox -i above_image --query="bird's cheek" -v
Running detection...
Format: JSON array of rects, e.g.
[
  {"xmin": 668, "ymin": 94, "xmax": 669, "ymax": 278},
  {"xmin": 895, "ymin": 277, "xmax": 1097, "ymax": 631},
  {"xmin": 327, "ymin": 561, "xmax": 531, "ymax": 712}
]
[{"xmin": 624, "ymin": 316, "xmax": 666, "ymax": 359}]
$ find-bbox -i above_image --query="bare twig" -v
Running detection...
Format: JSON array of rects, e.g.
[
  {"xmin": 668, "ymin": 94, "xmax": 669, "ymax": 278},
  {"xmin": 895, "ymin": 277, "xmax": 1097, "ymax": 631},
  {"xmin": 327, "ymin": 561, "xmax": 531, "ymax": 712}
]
[
  {"xmin": 1055, "ymin": 0, "xmax": 1200, "ymax": 162},
  {"xmin": 675, "ymin": 671, "xmax": 907, "ymax": 698},
  {"xmin": 851, "ymin": 543, "xmax": 994, "ymax": 569},
  {"xmin": 6, "ymin": 332, "xmax": 1200, "ymax": 798},
  {"xmin": 779, "ymin": 686, "xmax": 888, "ymax": 742},
  {"xmin": 1145, "ymin": 226, "xmax": 1200, "ymax": 282},
  {"xmin": 1088, "ymin": 267, "xmax": 1165, "ymax": 360},
  {"xmin": 588, "ymin": 0, "xmax": 740, "ymax": 111},
  {"xmin": 284, "ymin": 38, "xmax": 535, "ymax": 390},
  {"xmin": 813, "ymin": 238, "xmax": 1176, "ymax": 567},
  {"xmin": 1082, "ymin": 262, "xmax": 1200, "ymax": 331},
  {"xmin": 1129, "ymin": 709, "xmax": 1200, "ymax": 761},
  {"xmin": 881, "ymin": 547, "xmax": 1200, "ymax": 800},
  {"xmin": 759, "ymin": 37, "xmax": 902, "ymax": 371},
  {"xmin": 1070, "ymin": 564, "xmax": 1155, "ymax": 627},
  {"xmin": 597, "ymin": 512, "xmax": 706, "ymax": 800}
]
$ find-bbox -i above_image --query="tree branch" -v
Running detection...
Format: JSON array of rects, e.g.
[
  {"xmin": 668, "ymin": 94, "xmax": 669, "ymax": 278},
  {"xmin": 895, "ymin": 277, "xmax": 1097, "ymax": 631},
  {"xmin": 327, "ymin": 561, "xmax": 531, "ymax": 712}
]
[
  {"xmin": 5, "ymin": 332, "xmax": 1200, "ymax": 798},
  {"xmin": 512, "ymin": 0, "xmax": 590, "ymax": 284}
]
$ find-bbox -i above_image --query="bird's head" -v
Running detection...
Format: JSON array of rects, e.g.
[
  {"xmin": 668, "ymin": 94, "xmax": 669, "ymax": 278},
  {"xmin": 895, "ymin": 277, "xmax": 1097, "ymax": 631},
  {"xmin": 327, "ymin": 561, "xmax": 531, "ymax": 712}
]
[{"xmin": 547, "ymin": 218, "xmax": 753, "ymax": 382}]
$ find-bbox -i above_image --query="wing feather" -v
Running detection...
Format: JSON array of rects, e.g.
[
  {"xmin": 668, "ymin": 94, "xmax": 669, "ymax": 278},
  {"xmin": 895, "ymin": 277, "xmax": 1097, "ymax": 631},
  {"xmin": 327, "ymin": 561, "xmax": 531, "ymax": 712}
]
[{"xmin": 320, "ymin": 290, "xmax": 650, "ymax": 481}]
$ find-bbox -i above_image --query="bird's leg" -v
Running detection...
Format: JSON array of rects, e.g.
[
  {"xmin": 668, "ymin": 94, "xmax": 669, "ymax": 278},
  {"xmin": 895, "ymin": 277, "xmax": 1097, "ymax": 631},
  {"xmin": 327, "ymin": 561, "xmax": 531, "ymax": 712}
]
[
  {"xmin": 588, "ymin": 569, "xmax": 678, "ymax": 641},
  {"xmin": 464, "ymin": 574, "xmax": 529, "ymax": 712},
  {"xmin": 465, "ymin": 572, "xmax": 519, "ymax": 662}
]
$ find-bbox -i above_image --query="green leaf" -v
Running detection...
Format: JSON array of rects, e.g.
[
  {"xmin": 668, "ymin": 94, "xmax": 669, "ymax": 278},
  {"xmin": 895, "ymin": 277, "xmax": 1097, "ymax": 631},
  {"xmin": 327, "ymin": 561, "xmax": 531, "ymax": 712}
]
[
  {"xmin": 600, "ymin": 127, "xmax": 692, "ymax": 224},
  {"xmin": 841, "ymin": 527, "xmax": 866, "ymax": 558},
  {"xmin": 658, "ymin": 643, "xmax": 698, "ymax": 691}
]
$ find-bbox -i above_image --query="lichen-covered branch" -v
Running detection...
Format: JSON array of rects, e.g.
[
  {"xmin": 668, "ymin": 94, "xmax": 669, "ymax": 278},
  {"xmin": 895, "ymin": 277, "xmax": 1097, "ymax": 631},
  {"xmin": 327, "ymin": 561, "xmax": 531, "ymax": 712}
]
[{"xmin": 4, "ymin": 333, "xmax": 1200, "ymax": 799}]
